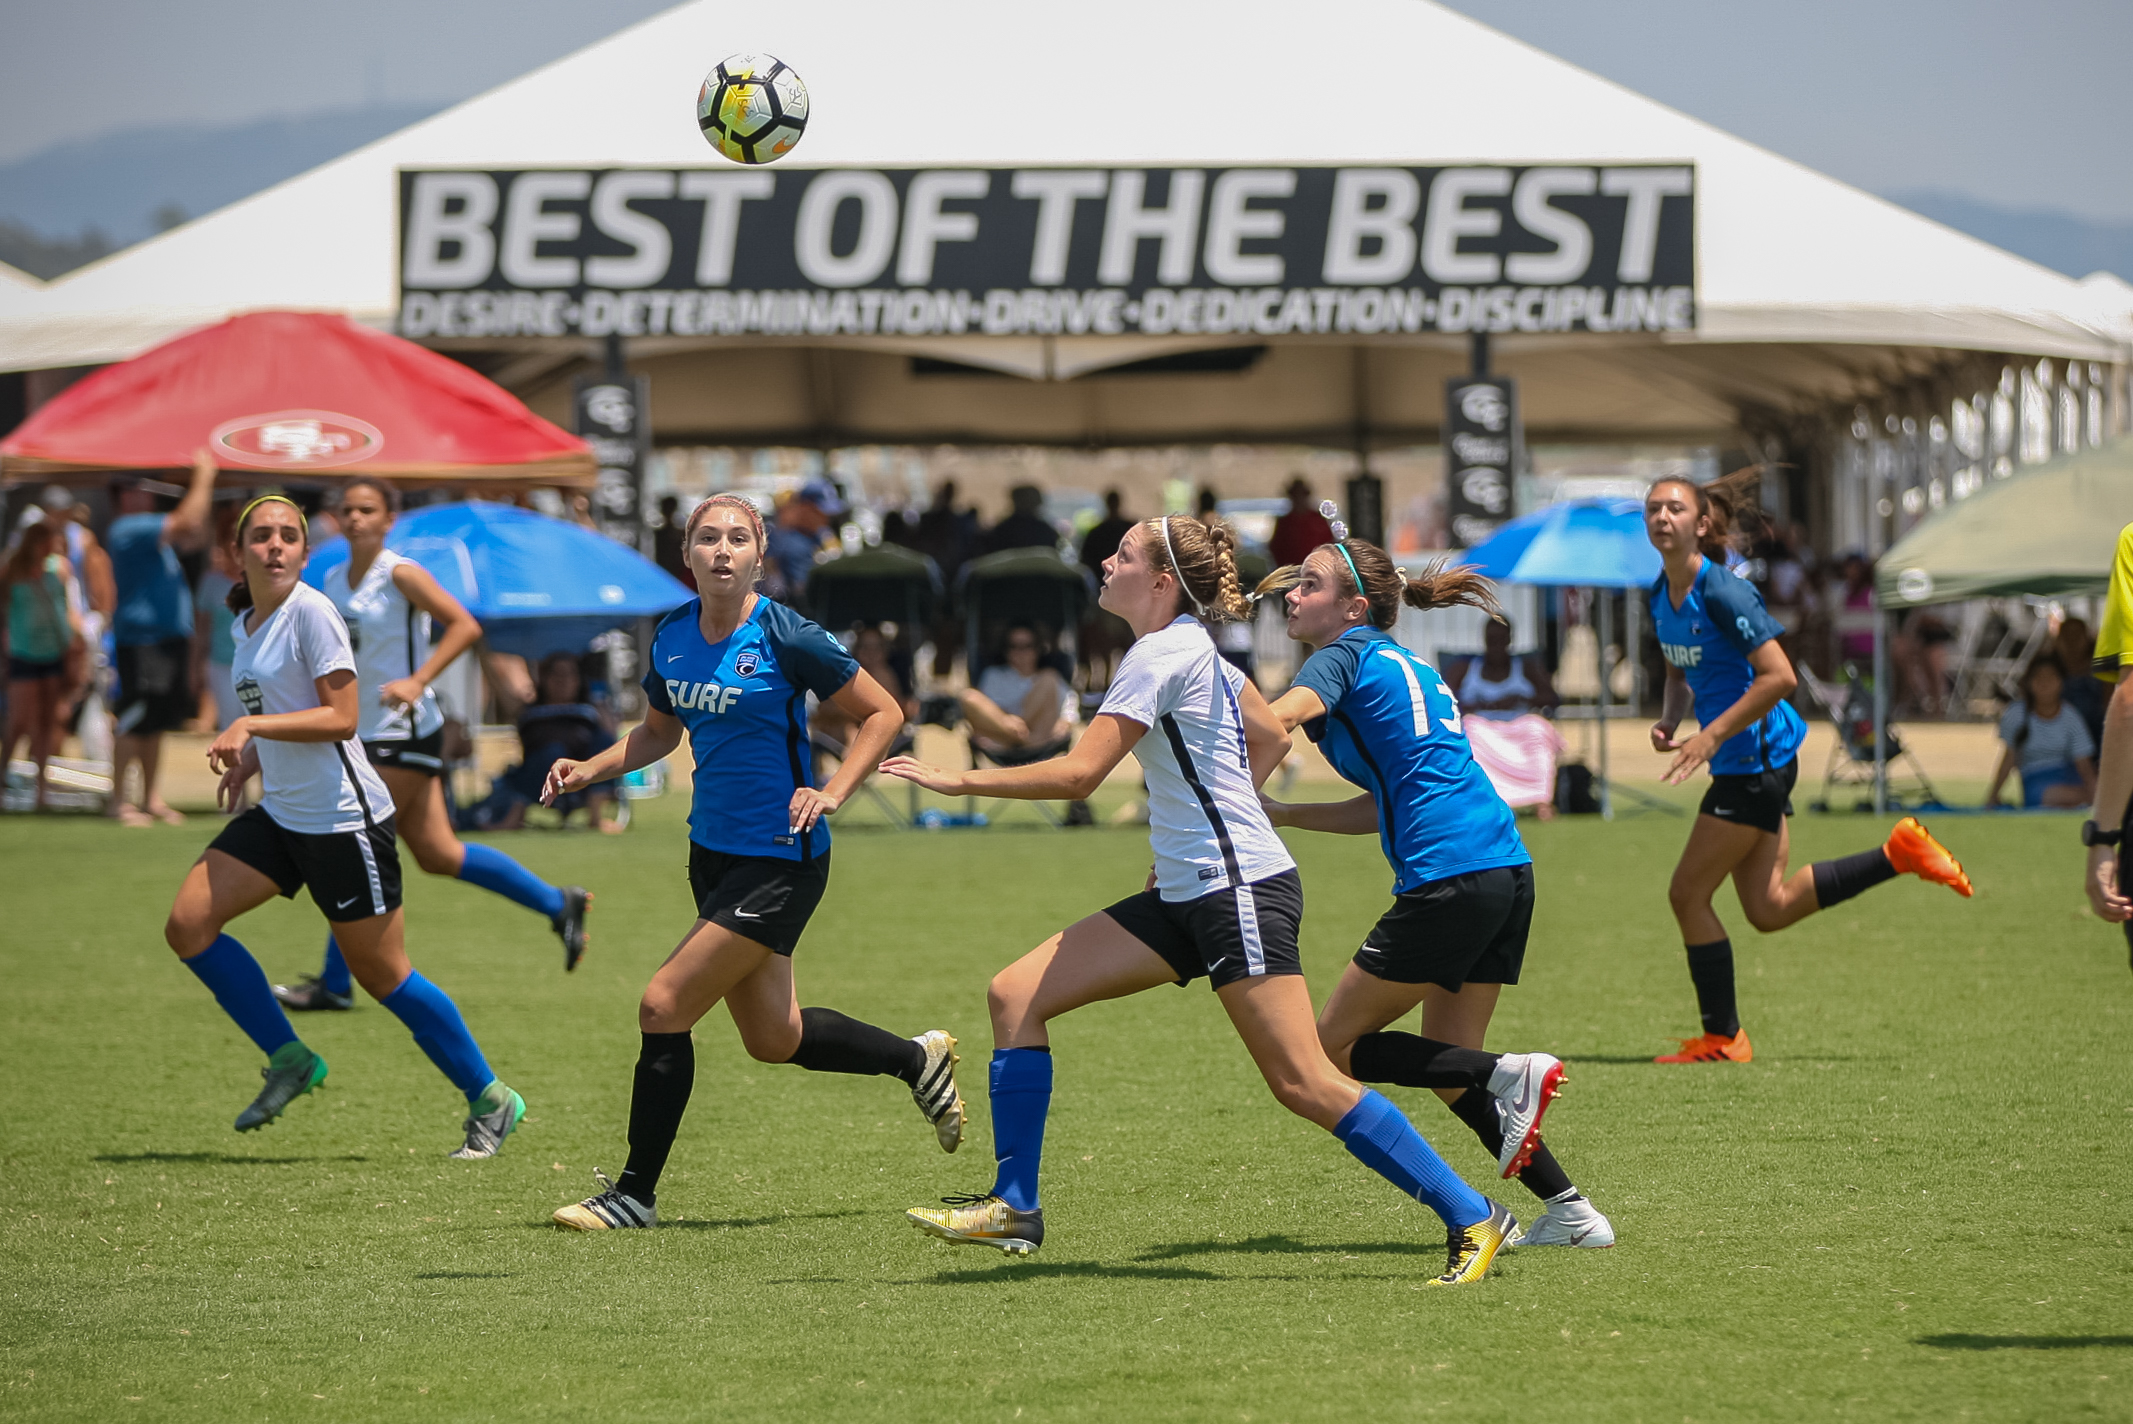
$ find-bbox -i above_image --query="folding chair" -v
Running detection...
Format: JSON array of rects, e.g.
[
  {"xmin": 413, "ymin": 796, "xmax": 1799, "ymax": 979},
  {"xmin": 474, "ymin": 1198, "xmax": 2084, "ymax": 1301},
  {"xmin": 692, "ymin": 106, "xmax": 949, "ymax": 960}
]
[
  {"xmin": 955, "ymin": 548, "xmax": 1097, "ymax": 828},
  {"xmin": 1796, "ymin": 662, "xmax": 1942, "ymax": 811}
]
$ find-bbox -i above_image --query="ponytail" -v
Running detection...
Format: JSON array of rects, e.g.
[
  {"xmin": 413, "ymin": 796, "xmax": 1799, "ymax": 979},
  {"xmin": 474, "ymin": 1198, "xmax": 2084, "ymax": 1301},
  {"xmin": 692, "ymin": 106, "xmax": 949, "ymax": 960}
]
[
  {"xmin": 1255, "ymin": 538, "xmax": 1500, "ymax": 631},
  {"xmin": 1143, "ymin": 515, "xmax": 1252, "ymax": 623}
]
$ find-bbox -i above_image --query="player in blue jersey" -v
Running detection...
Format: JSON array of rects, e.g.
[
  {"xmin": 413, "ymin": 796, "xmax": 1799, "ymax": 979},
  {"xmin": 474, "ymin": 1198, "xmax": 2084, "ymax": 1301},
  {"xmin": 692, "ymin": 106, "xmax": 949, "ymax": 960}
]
[
  {"xmin": 541, "ymin": 495, "xmax": 968, "ymax": 1231},
  {"xmin": 1644, "ymin": 474, "xmax": 1972, "ymax": 1064},
  {"xmin": 883, "ymin": 516, "xmax": 1516, "ymax": 1286},
  {"xmin": 1256, "ymin": 532, "xmax": 1611, "ymax": 1250}
]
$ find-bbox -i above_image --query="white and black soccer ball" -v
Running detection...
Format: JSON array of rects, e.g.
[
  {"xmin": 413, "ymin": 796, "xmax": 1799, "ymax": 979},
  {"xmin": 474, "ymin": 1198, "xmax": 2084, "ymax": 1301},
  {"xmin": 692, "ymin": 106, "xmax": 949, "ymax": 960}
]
[{"xmin": 695, "ymin": 54, "xmax": 808, "ymax": 165}]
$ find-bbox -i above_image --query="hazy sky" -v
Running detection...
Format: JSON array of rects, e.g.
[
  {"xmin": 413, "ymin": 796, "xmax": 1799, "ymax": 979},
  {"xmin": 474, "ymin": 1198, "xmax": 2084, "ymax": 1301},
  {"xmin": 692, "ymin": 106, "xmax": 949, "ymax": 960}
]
[{"xmin": 3, "ymin": 0, "xmax": 2127, "ymax": 219}]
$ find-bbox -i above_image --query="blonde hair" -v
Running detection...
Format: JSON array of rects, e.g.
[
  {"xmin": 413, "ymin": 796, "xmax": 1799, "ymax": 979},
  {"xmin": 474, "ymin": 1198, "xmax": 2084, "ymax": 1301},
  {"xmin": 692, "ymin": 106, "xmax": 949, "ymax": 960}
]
[
  {"xmin": 1255, "ymin": 538, "xmax": 1500, "ymax": 630},
  {"xmin": 1142, "ymin": 515, "xmax": 1251, "ymax": 622}
]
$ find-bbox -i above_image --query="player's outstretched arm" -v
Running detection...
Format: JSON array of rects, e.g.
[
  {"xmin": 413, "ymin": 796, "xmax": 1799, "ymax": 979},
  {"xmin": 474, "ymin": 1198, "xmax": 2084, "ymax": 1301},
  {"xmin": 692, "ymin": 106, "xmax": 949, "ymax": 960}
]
[
  {"xmin": 881, "ymin": 713, "xmax": 1143, "ymax": 801},
  {"xmin": 1237, "ymin": 678, "xmax": 1292, "ymax": 790},
  {"xmin": 1265, "ymin": 685, "xmax": 1328, "ymax": 734},
  {"xmin": 1261, "ymin": 790, "xmax": 1379, "ymax": 835},
  {"xmin": 543, "ymin": 708, "xmax": 684, "ymax": 805}
]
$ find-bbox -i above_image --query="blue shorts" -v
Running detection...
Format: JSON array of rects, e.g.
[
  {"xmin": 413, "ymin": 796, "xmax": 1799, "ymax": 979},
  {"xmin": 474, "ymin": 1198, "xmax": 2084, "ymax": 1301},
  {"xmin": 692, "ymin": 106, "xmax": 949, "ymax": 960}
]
[{"xmin": 2020, "ymin": 763, "xmax": 2083, "ymax": 807}]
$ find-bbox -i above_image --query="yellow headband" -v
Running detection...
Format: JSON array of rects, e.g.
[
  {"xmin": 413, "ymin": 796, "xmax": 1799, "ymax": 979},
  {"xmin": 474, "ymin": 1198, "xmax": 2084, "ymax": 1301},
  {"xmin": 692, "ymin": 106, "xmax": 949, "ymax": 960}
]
[{"xmin": 237, "ymin": 493, "xmax": 304, "ymax": 535}]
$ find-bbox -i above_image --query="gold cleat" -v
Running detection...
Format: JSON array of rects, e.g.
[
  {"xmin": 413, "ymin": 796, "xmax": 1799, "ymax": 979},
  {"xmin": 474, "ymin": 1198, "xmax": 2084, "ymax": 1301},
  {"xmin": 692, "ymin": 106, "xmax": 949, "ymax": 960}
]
[
  {"xmin": 906, "ymin": 1193, "xmax": 1043, "ymax": 1255},
  {"xmin": 1426, "ymin": 1200, "xmax": 1516, "ymax": 1286},
  {"xmin": 552, "ymin": 1169, "xmax": 656, "ymax": 1231}
]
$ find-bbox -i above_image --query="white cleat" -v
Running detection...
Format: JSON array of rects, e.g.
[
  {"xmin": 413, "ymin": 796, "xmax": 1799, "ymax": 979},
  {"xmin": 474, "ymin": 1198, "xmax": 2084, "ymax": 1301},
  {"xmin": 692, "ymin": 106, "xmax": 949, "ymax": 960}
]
[
  {"xmin": 1509, "ymin": 1194, "xmax": 1614, "ymax": 1249},
  {"xmin": 910, "ymin": 1030, "xmax": 966, "ymax": 1153},
  {"xmin": 1487, "ymin": 1051, "xmax": 1565, "ymax": 1178}
]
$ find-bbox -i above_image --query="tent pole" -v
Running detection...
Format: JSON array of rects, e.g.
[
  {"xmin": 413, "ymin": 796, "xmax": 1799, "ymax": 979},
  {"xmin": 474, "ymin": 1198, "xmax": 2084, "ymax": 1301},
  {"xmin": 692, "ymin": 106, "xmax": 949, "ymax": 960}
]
[
  {"xmin": 1598, "ymin": 586, "xmax": 1614, "ymax": 820},
  {"xmin": 1872, "ymin": 590, "xmax": 1889, "ymax": 815}
]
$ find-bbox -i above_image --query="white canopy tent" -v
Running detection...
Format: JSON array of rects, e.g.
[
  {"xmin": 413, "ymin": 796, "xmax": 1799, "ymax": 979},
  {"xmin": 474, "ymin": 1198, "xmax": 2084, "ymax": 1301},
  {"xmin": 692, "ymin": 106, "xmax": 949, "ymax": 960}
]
[{"xmin": 0, "ymin": 0, "xmax": 2125, "ymax": 450}]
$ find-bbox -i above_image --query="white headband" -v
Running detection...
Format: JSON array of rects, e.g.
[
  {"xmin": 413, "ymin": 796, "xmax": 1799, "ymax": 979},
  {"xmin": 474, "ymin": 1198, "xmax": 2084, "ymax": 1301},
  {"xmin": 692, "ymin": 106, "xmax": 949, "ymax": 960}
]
[{"xmin": 1158, "ymin": 515, "xmax": 1207, "ymax": 617}]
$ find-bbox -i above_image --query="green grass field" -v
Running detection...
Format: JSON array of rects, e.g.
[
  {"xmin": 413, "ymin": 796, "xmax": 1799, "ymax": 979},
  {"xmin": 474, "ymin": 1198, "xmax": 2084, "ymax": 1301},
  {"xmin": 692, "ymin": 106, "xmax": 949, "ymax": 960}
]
[{"xmin": 4, "ymin": 792, "xmax": 2129, "ymax": 1422}]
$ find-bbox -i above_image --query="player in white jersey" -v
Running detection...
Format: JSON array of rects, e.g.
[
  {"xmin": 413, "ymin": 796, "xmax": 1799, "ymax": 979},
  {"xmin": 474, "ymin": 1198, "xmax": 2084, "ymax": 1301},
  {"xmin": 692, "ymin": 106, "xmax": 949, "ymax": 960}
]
[
  {"xmin": 274, "ymin": 478, "xmax": 588, "ymax": 1014},
  {"xmin": 883, "ymin": 516, "xmax": 1516, "ymax": 1286},
  {"xmin": 161, "ymin": 494, "xmax": 524, "ymax": 1158}
]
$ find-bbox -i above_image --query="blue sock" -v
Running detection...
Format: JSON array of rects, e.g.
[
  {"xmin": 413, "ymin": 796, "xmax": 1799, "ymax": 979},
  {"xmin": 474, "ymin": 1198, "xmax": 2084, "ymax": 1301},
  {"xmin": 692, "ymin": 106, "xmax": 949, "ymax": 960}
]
[
  {"xmin": 319, "ymin": 934, "xmax": 352, "ymax": 997},
  {"xmin": 380, "ymin": 970, "xmax": 495, "ymax": 1103},
  {"xmin": 456, "ymin": 842, "xmax": 565, "ymax": 920},
  {"xmin": 1334, "ymin": 1089, "xmax": 1490, "ymax": 1231},
  {"xmin": 986, "ymin": 1047, "xmax": 1052, "ymax": 1212},
  {"xmin": 184, "ymin": 933, "xmax": 299, "ymax": 1058}
]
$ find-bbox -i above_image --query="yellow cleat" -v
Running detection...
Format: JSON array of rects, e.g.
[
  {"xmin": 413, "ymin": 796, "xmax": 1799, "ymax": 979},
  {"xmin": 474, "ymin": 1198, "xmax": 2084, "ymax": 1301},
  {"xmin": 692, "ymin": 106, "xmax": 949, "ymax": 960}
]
[
  {"xmin": 1426, "ymin": 1201, "xmax": 1516, "ymax": 1287},
  {"xmin": 905, "ymin": 1193, "xmax": 1044, "ymax": 1255},
  {"xmin": 552, "ymin": 1169, "xmax": 656, "ymax": 1231}
]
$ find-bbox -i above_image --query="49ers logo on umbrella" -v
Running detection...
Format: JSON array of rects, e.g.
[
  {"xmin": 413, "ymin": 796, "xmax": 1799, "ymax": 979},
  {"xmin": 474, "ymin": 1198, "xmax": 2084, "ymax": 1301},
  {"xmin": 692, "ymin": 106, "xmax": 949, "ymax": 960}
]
[{"xmin": 210, "ymin": 409, "xmax": 383, "ymax": 468}]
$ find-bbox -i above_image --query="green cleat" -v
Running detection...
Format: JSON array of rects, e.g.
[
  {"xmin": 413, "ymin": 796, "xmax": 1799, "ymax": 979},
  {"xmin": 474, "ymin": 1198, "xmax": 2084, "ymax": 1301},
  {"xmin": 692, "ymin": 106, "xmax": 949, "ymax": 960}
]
[
  {"xmin": 234, "ymin": 1043, "xmax": 328, "ymax": 1132},
  {"xmin": 449, "ymin": 1082, "xmax": 526, "ymax": 1160}
]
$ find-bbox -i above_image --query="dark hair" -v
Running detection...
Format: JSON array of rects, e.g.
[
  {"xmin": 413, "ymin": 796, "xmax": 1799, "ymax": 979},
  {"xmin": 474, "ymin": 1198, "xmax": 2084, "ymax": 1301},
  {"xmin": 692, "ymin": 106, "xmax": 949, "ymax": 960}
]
[
  {"xmin": 6, "ymin": 519, "xmax": 61, "ymax": 584},
  {"xmin": 1141, "ymin": 515, "xmax": 1251, "ymax": 622},
  {"xmin": 340, "ymin": 475, "xmax": 402, "ymax": 515},
  {"xmin": 1000, "ymin": 621, "xmax": 1049, "ymax": 655},
  {"xmin": 1256, "ymin": 538, "xmax": 1501, "ymax": 631},
  {"xmin": 1649, "ymin": 466, "xmax": 1766, "ymax": 562},
  {"xmin": 536, "ymin": 651, "xmax": 586, "ymax": 701},
  {"xmin": 2021, "ymin": 650, "xmax": 2065, "ymax": 704},
  {"xmin": 227, "ymin": 495, "xmax": 309, "ymax": 614}
]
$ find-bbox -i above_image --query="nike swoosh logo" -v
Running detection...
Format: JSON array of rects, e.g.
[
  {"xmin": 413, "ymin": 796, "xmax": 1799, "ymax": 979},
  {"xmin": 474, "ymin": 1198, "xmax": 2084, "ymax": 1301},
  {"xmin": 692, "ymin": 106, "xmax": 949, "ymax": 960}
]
[
  {"xmin": 666, "ymin": 654, "xmax": 684, "ymax": 663},
  {"xmin": 336, "ymin": 896, "xmax": 360, "ymax": 909},
  {"xmin": 1568, "ymin": 1224, "xmax": 1598, "ymax": 1245},
  {"xmin": 1512, "ymin": 1081, "xmax": 1532, "ymax": 1113},
  {"xmin": 729, "ymin": 909, "xmax": 762, "ymax": 920}
]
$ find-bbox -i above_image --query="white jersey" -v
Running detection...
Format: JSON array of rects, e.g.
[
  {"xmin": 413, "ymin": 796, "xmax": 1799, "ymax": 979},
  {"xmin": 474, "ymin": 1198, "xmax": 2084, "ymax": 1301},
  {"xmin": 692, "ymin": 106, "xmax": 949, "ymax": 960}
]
[
  {"xmin": 323, "ymin": 549, "xmax": 445, "ymax": 742},
  {"xmin": 230, "ymin": 582, "xmax": 394, "ymax": 835},
  {"xmin": 1097, "ymin": 617, "xmax": 1295, "ymax": 901}
]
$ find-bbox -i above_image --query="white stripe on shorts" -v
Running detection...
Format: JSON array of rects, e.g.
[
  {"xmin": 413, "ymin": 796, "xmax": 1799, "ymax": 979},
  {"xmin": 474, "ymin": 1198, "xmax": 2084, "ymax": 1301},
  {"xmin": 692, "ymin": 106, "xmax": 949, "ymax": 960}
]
[
  {"xmin": 352, "ymin": 827, "xmax": 387, "ymax": 918},
  {"xmin": 1234, "ymin": 882, "xmax": 1266, "ymax": 976}
]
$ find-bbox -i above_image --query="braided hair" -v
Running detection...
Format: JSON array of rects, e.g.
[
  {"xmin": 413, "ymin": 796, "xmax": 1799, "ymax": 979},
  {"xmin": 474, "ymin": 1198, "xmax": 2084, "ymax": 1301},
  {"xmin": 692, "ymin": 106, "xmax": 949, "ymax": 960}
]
[{"xmin": 1142, "ymin": 514, "xmax": 1252, "ymax": 623}]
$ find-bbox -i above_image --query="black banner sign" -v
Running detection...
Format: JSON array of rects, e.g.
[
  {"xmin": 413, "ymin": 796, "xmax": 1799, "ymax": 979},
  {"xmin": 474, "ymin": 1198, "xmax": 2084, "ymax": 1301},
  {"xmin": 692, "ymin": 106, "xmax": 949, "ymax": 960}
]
[
  {"xmin": 573, "ymin": 373, "xmax": 650, "ymax": 551},
  {"xmin": 398, "ymin": 166, "xmax": 1693, "ymax": 341},
  {"xmin": 1445, "ymin": 377, "xmax": 1521, "ymax": 550}
]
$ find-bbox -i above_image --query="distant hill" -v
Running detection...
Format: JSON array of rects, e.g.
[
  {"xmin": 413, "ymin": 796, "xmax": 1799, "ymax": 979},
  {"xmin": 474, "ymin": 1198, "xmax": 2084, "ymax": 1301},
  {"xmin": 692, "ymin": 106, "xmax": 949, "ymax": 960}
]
[
  {"xmin": 0, "ymin": 103, "xmax": 443, "ymax": 277},
  {"xmin": 1883, "ymin": 189, "xmax": 2133, "ymax": 282}
]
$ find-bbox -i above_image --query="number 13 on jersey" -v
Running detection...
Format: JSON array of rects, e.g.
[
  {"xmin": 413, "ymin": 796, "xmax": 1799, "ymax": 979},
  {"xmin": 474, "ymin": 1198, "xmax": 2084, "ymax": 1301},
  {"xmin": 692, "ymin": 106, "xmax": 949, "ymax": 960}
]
[{"xmin": 1377, "ymin": 647, "xmax": 1464, "ymax": 737}]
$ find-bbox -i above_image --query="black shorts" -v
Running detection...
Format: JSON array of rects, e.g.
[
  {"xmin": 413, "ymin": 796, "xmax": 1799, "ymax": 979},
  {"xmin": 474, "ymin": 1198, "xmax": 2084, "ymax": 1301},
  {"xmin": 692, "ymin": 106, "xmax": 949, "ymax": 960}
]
[
  {"xmin": 114, "ymin": 638, "xmax": 193, "ymax": 736},
  {"xmin": 365, "ymin": 728, "xmax": 447, "ymax": 778},
  {"xmin": 689, "ymin": 842, "xmax": 830, "ymax": 955},
  {"xmin": 209, "ymin": 805, "xmax": 402, "ymax": 921},
  {"xmin": 1102, "ymin": 869, "xmax": 1305, "ymax": 992},
  {"xmin": 1355, "ymin": 863, "xmax": 1534, "ymax": 991},
  {"xmin": 1700, "ymin": 757, "xmax": 1799, "ymax": 835},
  {"xmin": 8, "ymin": 656, "xmax": 64, "ymax": 681}
]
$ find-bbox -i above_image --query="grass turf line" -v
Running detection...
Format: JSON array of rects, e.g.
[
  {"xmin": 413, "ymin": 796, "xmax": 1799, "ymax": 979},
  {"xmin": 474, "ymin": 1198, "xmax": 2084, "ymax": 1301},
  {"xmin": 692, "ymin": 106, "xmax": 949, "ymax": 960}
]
[{"xmin": 2, "ymin": 794, "xmax": 2128, "ymax": 1421}]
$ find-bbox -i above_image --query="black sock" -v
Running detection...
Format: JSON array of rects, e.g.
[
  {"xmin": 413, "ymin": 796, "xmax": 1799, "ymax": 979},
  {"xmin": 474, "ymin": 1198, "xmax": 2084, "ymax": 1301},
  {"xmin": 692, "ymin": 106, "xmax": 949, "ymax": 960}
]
[
  {"xmin": 1684, "ymin": 939, "xmax": 1740, "ymax": 1038},
  {"xmin": 1348, "ymin": 1031, "xmax": 1500, "ymax": 1089},
  {"xmin": 615, "ymin": 1031, "xmax": 694, "ymax": 1206},
  {"xmin": 788, "ymin": 1007, "xmax": 925, "ymax": 1084},
  {"xmin": 1811, "ymin": 848, "xmax": 1898, "ymax": 909},
  {"xmin": 1447, "ymin": 1088, "xmax": 1577, "ymax": 1203}
]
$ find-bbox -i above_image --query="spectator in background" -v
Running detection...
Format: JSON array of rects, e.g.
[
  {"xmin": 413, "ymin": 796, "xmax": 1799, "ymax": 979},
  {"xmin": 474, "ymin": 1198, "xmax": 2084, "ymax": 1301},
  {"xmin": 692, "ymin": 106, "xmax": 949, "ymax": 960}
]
[
  {"xmin": 1079, "ymin": 488, "xmax": 1134, "ymax": 573},
  {"xmin": 984, "ymin": 483, "xmax": 1058, "ymax": 554},
  {"xmin": 105, "ymin": 451, "xmax": 216, "ymax": 826},
  {"xmin": 960, "ymin": 622, "xmax": 1072, "ymax": 756},
  {"xmin": 652, "ymin": 494, "xmax": 693, "ymax": 591},
  {"xmin": 911, "ymin": 480, "xmax": 974, "ymax": 578},
  {"xmin": 5, "ymin": 520, "xmax": 82, "ymax": 811},
  {"xmin": 2058, "ymin": 615, "xmax": 2107, "ymax": 751},
  {"xmin": 469, "ymin": 651, "xmax": 621, "ymax": 832},
  {"xmin": 1194, "ymin": 486, "xmax": 1220, "ymax": 523},
  {"xmin": 1835, "ymin": 553, "xmax": 1876, "ymax": 666},
  {"xmin": 1446, "ymin": 618, "xmax": 1559, "ymax": 721},
  {"xmin": 1269, "ymin": 476, "xmax": 1334, "ymax": 568},
  {"xmin": 768, "ymin": 482, "xmax": 843, "ymax": 602},
  {"xmin": 1987, "ymin": 651, "xmax": 2095, "ymax": 809},
  {"xmin": 814, "ymin": 625, "xmax": 917, "ymax": 753},
  {"xmin": 190, "ymin": 505, "xmax": 243, "ymax": 732}
]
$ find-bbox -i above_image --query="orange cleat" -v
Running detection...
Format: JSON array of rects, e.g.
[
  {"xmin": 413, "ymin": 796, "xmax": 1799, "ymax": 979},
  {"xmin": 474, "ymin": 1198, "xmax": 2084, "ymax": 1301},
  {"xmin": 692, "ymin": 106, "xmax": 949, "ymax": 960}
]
[
  {"xmin": 1654, "ymin": 1028, "xmax": 1754, "ymax": 1064},
  {"xmin": 1883, "ymin": 816, "xmax": 1973, "ymax": 897}
]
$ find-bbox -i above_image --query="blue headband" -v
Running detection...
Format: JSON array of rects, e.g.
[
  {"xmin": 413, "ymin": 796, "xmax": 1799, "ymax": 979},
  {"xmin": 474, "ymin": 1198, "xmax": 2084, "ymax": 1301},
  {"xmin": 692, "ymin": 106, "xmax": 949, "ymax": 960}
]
[{"xmin": 1332, "ymin": 540, "xmax": 1363, "ymax": 594}]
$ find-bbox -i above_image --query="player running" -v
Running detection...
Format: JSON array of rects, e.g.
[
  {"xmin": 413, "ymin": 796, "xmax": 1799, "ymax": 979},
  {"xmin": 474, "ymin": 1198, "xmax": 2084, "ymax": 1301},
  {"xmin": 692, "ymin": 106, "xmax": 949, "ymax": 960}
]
[
  {"xmin": 274, "ymin": 476, "xmax": 589, "ymax": 1013},
  {"xmin": 161, "ymin": 494, "xmax": 524, "ymax": 1156},
  {"xmin": 1255, "ymin": 529, "xmax": 1611, "ymax": 1249},
  {"xmin": 1644, "ymin": 473, "xmax": 1971, "ymax": 1064},
  {"xmin": 883, "ymin": 515, "xmax": 1517, "ymax": 1287},
  {"xmin": 545, "ymin": 494, "xmax": 966, "ymax": 1232}
]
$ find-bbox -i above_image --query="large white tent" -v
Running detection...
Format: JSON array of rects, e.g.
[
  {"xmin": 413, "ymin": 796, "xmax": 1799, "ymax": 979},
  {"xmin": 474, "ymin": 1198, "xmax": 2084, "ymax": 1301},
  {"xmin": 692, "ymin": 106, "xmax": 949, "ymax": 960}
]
[{"xmin": 1, "ymin": 0, "xmax": 2126, "ymax": 452}]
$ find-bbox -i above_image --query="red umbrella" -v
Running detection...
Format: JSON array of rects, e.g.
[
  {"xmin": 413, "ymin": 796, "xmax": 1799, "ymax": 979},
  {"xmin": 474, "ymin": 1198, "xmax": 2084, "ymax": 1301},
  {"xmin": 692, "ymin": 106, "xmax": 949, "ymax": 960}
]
[{"xmin": 1, "ymin": 311, "xmax": 594, "ymax": 487}]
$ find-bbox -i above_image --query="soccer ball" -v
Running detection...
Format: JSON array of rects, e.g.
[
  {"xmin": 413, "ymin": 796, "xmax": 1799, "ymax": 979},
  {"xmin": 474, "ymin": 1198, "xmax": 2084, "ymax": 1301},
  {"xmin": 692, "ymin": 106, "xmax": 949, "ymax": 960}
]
[{"xmin": 696, "ymin": 54, "xmax": 808, "ymax": 165}]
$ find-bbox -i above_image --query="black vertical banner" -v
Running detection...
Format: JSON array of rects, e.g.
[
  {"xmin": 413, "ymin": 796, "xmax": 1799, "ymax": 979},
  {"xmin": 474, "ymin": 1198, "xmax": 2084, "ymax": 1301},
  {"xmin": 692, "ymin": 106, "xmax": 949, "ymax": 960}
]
[
  {"xmin": 1445, "ymin": 377, "xmax": 1520, "ymax": 549},
  {"xmin": 573, "ymin": 374, "xmax": 651, "ymax": 552}
]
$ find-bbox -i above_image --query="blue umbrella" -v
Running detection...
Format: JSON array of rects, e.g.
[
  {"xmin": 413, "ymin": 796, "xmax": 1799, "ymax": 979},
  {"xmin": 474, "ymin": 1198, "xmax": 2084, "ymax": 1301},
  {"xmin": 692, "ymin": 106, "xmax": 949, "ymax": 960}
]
[
  {"xmin": 306, "ymin": 500, "xmax": 693, "ymax": 657},
  {"xmin": 1457, "ymin": 498, "xmax": 1660, "ymax": 589}
]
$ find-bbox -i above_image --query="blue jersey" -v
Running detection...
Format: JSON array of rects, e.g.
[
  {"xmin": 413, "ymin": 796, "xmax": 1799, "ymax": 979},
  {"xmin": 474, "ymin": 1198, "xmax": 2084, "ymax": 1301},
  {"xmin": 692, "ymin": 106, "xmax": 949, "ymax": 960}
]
[
  {"xmin": 1649, "ymin": 556, "xmax": 1807, "ymax": 776},
  {"xmin": 642, "ymin": 597, "xmax": 860, "ymax": 861},
  {"xmin": 1294, "ymin": 626, "xmax": 1529, "ymax": 895}
]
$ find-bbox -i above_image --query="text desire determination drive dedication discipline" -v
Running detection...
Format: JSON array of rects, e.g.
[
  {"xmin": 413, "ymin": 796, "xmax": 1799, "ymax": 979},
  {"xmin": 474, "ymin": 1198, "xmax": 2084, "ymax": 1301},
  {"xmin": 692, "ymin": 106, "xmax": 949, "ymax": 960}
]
[{"xmin": 397, "ymin": 165, "xmax": 1694, "ymax": 341}]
